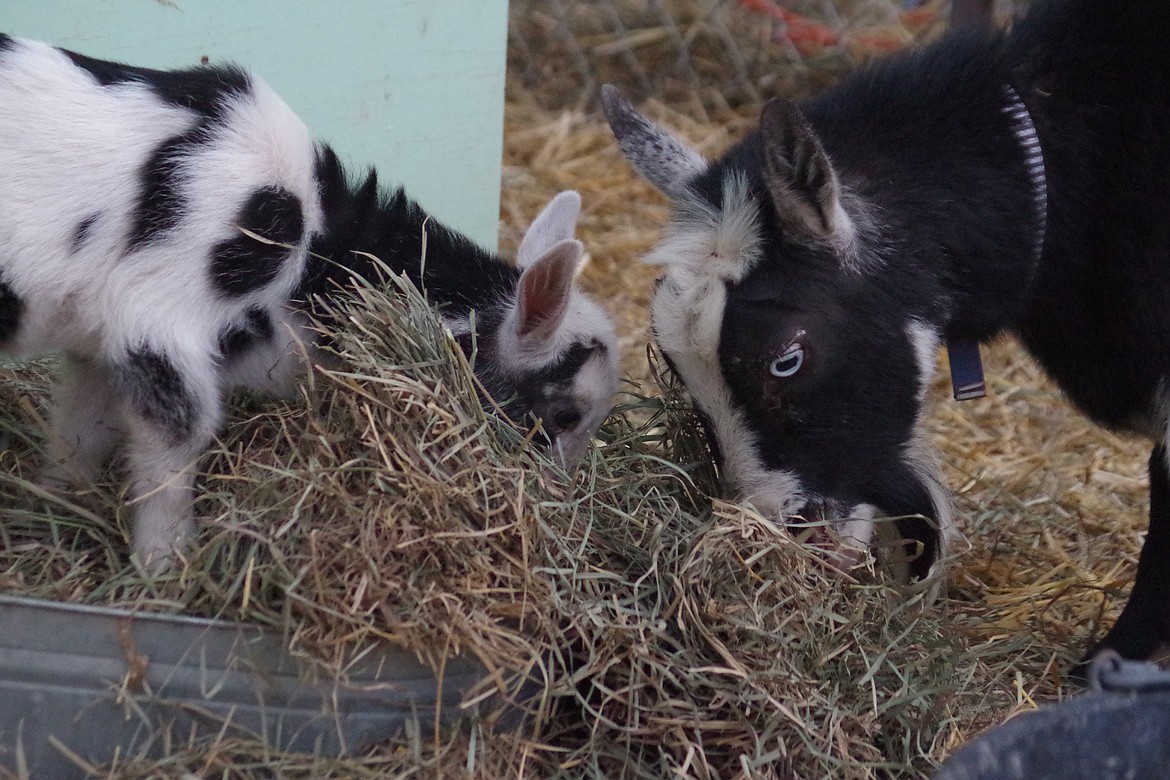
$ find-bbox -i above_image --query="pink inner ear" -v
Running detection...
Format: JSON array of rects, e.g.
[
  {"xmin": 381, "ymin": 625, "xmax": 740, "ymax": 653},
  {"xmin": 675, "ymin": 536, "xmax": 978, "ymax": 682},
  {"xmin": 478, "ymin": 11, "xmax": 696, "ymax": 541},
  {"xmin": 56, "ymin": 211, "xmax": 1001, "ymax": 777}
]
[{"xmin": 517, "ymin": 240, "xmax": 580, "ymax": 339}]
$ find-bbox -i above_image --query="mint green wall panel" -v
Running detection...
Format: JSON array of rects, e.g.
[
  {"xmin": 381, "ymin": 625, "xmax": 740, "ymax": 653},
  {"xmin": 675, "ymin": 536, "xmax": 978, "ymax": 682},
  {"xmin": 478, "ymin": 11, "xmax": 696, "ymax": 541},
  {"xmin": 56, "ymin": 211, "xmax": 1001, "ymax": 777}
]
[{"xmin": 1, "ymin": 1, "xmax": 507, "ymax": 248}]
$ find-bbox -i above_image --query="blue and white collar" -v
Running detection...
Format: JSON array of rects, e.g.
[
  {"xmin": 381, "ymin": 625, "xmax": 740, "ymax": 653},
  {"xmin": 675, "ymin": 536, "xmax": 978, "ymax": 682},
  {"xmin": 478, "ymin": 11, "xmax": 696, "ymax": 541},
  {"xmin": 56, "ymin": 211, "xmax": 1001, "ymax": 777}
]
[{"xmin": 947, "ymin": 86, "xmax": 1048, "ymax": 402}]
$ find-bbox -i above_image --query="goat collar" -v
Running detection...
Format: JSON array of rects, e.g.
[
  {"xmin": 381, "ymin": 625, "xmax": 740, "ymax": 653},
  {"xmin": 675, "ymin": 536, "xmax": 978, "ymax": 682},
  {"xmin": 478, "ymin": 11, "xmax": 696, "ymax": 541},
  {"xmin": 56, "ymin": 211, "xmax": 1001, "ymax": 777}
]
[
  {"xmin": 1002, "ymin": 84, "xmax": 1048, "ymax": 266},
  {"xmin": 947, "ymin": 86, "xmax": 1048, "ymax": 402}
]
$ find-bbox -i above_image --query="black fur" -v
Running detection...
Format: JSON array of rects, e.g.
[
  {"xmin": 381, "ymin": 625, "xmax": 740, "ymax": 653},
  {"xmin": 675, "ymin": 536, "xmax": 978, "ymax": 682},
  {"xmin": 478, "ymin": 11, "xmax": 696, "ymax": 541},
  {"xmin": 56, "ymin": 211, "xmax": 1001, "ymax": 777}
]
[
  {"xmin": 0, "ymin": 273, "xmax": 22, "ymax": 344},
  {"xmin": 218, "ymin": 307, "xmax": 275, "ymax": 363},
  {"xmin": 127, "ymin": 129, "xmax": 203, "ymax": 250},
  {"xmin": 117, "ymin": 348, "xmax": 196, "ymax": 442},
  {"xmin": 686, "ymin": 0, "xmax": 1170, "ymax": 664},
  {"xmin": 531, "ymin": 340, "xmax": 606, "ymax": 386},
  {"xmin": 211, "ymin": 186, "xmax": 304, "ymax": 297},
  {"xmin": 60, "ymin": 47, "xmax": 249, "ymax": 120},
  {"xmin": 302, "ymin": 146, "xmax": 519, "ymax": 320},
  {"xmin": 70, "ymin": 213, "xmax": 99, "ymax": 253}
]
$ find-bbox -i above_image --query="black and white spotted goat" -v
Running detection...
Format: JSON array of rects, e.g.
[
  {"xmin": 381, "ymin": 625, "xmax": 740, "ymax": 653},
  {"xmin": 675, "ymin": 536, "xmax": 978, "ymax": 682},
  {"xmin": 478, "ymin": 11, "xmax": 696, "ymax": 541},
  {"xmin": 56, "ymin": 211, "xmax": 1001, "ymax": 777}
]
[
  {"xmin": 603, "ymin": 0, "xmax": 1170, "ymax": 666},
  {"xmin": 0, "ymin": 35, "xmax": 618, "ymax": 567}
]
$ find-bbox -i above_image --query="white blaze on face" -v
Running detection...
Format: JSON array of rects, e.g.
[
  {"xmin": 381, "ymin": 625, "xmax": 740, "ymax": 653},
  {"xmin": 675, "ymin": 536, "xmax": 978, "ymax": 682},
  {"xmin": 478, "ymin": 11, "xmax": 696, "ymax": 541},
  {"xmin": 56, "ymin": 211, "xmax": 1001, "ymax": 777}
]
[{"xmin": 650, "ymin": 173, "xmax": 809, "ymax": 521}]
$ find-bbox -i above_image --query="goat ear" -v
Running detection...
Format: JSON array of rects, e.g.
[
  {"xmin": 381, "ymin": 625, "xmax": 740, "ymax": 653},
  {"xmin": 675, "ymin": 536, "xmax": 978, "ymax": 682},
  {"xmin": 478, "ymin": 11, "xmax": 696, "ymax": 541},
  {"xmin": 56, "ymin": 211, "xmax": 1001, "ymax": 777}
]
[
  {"xmin": 517, "ymin": 190, "xmax": 580, "ymax": 270},
  {"xmin": 601, "ymin": 84, "xmax": 707, "ymax": 199},
  {"xmin": 516, "ymin": 238, "xmax": 583, "ymax": 342},
  {"xmin": 760, "ymin": 98, "xmax": 846, "ymax": 241}
]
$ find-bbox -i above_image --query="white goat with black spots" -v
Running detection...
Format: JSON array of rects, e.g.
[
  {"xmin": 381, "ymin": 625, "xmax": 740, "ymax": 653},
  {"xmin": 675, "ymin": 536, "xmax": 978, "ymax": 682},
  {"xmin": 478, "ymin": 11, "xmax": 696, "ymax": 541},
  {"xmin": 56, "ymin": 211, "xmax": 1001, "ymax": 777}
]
[{"xmin": 0, "ymin": 35, "xmax": 618, "ymax": 568}]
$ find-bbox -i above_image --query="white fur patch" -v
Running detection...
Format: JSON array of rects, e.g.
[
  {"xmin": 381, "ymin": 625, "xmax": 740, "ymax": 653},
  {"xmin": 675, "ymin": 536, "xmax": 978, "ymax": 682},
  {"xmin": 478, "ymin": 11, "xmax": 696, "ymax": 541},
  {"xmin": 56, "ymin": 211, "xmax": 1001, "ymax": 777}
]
[
  {"xmin": 839, "ymin": 503, "xmax": 877, "ymax": 551},
  {"xmin": 497, "ymin": 287, "xmax": 614, "ymax": 376},
  {"xmin": 902, "ymin": 426, "xmax": 958, "ymax": 602},
  {"xmin": 899, "ymin": 318, "xmax": 957, "ymax": 597},
  {"xmin": 906, "ymin": 318, "xmax": 940, "ymax": 401},
  {"xmin": 830, "ymin": 189, "xmax": 886, "ymax": 275},
  {"xmin": 643, "ymin": 172, "xmax": 763, "ymax": 283},
  {"xmin": 440, "ymin": 313, "xmax": 473, "ymax": 338},
  {"xmin": 650, "ymin": 219, "xmax": 807, "ymax": 523}
]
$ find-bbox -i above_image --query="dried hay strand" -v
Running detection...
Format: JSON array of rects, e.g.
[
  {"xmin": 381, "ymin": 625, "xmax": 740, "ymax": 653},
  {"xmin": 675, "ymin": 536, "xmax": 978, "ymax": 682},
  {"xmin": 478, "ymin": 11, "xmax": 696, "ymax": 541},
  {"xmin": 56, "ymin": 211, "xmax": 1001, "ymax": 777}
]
[{"xmin": 3, "ymin": 264, "xmax": 978, "ymax": 777}]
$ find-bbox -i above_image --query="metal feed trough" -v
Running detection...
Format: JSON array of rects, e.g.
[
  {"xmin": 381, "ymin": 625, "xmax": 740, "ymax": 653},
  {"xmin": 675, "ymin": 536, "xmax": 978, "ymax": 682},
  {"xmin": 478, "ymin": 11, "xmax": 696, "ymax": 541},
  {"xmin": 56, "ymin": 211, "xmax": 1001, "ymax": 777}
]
[{"xmin": 0, "ymin": 596, "xmax": 522, "ymax": 778}]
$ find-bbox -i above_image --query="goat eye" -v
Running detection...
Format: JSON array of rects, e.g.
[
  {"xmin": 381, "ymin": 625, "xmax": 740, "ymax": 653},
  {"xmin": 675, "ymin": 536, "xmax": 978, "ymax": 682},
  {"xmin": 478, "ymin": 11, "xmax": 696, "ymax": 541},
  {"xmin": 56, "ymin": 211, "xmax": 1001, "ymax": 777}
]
[{"xmin": 769, "ymin": 344, "xmax": 805, "ymax": 378}]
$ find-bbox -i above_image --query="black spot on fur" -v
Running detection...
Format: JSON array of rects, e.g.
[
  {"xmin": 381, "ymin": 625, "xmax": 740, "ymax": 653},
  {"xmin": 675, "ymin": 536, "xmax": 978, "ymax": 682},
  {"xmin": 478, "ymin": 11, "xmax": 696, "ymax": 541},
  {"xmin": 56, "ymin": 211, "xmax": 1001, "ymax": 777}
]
[
  {"xmin": 127, "ymin": 130, "xmax": 202, "ymax": 250},
  {"xmin": 60, "ymin": 46, "xmax": 249, "ymax": 120},
  {"xmin": 150, "ymin": 66, "xmax": 250, "ymax": 119},
  {"xmin": 218, "ymin": 307, "xmax": 275, "ymax": 362},
  {"xmin": 71, "ymin": 213, "xmax": 100, "ymax": 253},
  {"xmin": 531, "ymin": 340, "xmax": 605, "ymax": 386},
  {"xmin": 211, "ymin": 187, "xmax": 304, "ymax": 297},
  {"xmin": 0, "ymin": 273, "xmax": 23, "ymax": 344},
  {"xmin": 117, "ymin": 348, "xmax": 195, "ymax": 442},
  {"xmin": 0, "ymin": 34, "xmax": 14, "ymax": 55}
]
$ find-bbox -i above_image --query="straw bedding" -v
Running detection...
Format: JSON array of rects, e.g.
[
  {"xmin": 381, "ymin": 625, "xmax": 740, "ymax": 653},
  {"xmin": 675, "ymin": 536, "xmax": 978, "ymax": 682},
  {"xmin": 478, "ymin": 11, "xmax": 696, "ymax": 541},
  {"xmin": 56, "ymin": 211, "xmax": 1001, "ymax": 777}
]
[
  {"xmin": 0, "ymin": 272, "xmax": 965, "ymax": 778},
  {"xmin": 0, "ymin": 12, "xmax": 1153, "ymax": 779}
]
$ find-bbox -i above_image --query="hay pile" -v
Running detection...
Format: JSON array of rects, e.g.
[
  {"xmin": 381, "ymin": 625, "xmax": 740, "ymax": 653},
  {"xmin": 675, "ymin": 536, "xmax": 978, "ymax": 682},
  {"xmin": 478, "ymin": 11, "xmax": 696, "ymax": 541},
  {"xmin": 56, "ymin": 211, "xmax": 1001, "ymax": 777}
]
[{"xmin": 6, "ymin": 264, "xmax": 990, "ymax": 778}]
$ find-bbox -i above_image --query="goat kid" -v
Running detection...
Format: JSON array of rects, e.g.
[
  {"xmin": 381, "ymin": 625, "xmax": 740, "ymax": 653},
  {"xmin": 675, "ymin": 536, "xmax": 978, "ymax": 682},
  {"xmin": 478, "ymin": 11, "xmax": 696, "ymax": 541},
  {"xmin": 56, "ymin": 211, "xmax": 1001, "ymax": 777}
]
[
  {"xmin": 603, "ymin": 0, "xmax": 1170, "ymax": 666},
  {"xmin": 0, "ymin": 35, "xmax": 618, "ymax": 568}
]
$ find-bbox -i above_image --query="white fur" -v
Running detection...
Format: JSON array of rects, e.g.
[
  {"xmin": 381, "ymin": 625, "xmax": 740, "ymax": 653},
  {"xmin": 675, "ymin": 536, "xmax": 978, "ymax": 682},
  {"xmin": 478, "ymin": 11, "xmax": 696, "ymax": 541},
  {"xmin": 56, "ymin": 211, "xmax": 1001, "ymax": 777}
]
[
  {"xmin": 902, "ymin": 319, "xmax": 957, "ymax": 598},
  {"xmin": 831, "ymin": 189, "xmax": 886, "ymax": 276},
  {"xmin": 839, "ymin": 504, "xmax": 877, "ymax": 550},
  {"xmin": 644, "ymin": 172, "xmax": 763, "ymax": 284},
  {"xmin": 905, "ymin": 319, "xmax": 940, "ymax": 402},
  {"xmin": 517, "ymin": 191, "xmax": 581, "ymax": 270}
]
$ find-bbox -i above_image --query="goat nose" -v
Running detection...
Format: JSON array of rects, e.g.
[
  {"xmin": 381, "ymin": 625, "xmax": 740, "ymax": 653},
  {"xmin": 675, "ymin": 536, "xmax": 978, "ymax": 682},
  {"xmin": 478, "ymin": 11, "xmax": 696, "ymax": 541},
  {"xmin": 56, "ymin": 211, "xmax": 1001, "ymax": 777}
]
[{"xmin": 543, "ymin": 407, "xmax": 582, "ymax": 439}]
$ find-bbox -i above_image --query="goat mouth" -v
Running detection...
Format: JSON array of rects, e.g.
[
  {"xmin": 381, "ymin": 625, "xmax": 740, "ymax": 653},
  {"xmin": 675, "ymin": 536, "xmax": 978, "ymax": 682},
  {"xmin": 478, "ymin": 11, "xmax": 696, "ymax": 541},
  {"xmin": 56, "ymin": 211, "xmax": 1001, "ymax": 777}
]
[{"xmin": 791, "ymin": 521, "xmax": 871, "ymax": 574}]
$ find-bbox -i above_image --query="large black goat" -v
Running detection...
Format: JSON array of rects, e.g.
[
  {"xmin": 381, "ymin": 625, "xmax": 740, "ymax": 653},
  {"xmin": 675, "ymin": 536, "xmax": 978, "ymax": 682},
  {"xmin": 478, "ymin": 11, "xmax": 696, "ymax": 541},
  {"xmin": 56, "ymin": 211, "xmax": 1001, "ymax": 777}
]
[
  {"xmin": 0, "ymin": 35, "xmax": 618, "ymax": 568},
  {"xmin": 603, "ymin": 0, "xmax": 1170, "ymax": 666}
]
